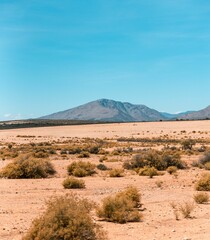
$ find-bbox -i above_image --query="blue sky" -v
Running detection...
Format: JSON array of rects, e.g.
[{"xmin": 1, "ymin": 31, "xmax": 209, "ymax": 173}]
[{"xmin": 1, "ymin": 0, "xmax": 210, "ymax": 120}]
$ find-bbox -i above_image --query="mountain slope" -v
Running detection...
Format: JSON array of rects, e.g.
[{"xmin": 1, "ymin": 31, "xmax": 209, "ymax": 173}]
[
  {"xmin": 40, "ymin": 99, "xmax": 167, "ymax": 122},
  {"xmin": 179, "ymin": 105, "xmax": 210, "ymax": 120},
  {"xmin": 161, "ymin": 111, "xmax": 195, "ymax": 120}
]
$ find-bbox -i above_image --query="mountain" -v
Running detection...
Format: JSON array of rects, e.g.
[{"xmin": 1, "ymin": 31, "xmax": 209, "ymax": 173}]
[
  {"xmin": 161, "ymin": 111, "xmax": 195, "ymax": 120},
  {"xmin": 40, "ymin": 99, "xmax": 167, "ymax": 122},
  {"xmin": 178, "ymin": 105, "xmax": 210, "ymax": 120}
]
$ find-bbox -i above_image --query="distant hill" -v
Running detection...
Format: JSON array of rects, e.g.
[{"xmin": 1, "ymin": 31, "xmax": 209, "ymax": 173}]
[
  {"xmin": 161, "ymin": 111, "xmax": 195, "ymax": 120},
  {"xmin": 40, "ymin": 99, "xmax": 210, "ymax": 122},
  {"xmin": 40, "ymin": 99, "xmax": 167, "ymax": 122},
  {"xmin": 178, "ymin": 105, "xmax": 210, "ymax": 120}
]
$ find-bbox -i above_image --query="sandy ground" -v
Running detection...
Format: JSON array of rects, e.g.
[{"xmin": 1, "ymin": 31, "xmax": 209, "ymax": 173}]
[
  {"xmin": 0, "ymin": 120, "xmax": 210, "ymax": 143},
  {"xmin": 0, "ymin": 121, "xmax": 210, "ymax": 240}
]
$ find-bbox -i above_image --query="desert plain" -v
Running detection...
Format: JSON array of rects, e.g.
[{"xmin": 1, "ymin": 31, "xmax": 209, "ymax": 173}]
[{"xmin": 0, "ymin": 120, "xmax": 210, "ymax": 240}]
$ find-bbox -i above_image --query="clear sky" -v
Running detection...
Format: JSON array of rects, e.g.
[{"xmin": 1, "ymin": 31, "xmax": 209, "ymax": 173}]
[{"xmin": 1, "ymin": 0, "xmax": 210, "ymax": 120}]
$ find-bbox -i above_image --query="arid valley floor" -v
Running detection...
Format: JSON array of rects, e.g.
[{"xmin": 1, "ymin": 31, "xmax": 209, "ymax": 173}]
[{"xmin": 0, "ymin": 121, "xmax": 210, "ymax": 240}]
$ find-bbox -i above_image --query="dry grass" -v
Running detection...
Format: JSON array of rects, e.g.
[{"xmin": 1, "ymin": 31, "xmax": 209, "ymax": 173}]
[
  {"xmin": 63, "ymin": 177, "xmax": 85, "ymax": 189},
  {"xmin": 97, "ymin": 186, "xmax": 142, "ymax": 223},
  {"xmin": 195, "ymin": 174, "xmax": 210, "ymax": 191},
  {"xmin": 67, "ymin": 161, "xmax": 96, "ymax": 177},
  {"xmin": 23, "ymin": 194, "xmax": 107, "ymax": 240},
  {"xmin": 0, "ymin": 154, "xmax": 55, "ymax": 179},
  {"xmin": 194, "ymin": 192, "xmax": 209, "ymax": 204}
]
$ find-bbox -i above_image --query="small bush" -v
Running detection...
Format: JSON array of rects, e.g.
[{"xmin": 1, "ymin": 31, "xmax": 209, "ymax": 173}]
[
  {"xmin": 192, "ymin": 152, "xmax": 210, "ymax": 169},
  {"xmin": 194, "ymin": 192, "xmax": 209, "ymax": 204},
  {"xmin": 195, "ymin": 174, "xmax": 210, "ymax": 191},
  {"xmin": 97, "ymin": 186, "xmax": 142, "ymax": 223},
  {"xmin": 0, "ymin": 154, "xmax": 55, "ymax": 179},
  {"xmin": 78, "ymin": 151, "xmax": 90, "ymax": 158},
  {"xmin": 88, "ymin": 146, "xmax": 100, "ymax": 154},
  {"xmin": 179, "ymin": 201, "xmax": 195, "ymax": 218},
  {"xmin": 155, "ymin": 180, "xmax": 163, "ymax": 188},
  {"xmin": 67, "ymin": 161, "xmax": 95, "ymax": 177},
  {"xmin": 34, "ymin": 150, "xmax": 49, "ymax": 158},
  {"xmin": 162, "ymin": 153, "xmax": 186, "ymax": 169},
  {"xmin": 199, "ymin": 152, "xmax": 210, "ymax": 165},
  {"xmin": 109, "ymin": 168, "xmax": 124, "ymax": 177},
  {"xmin": 63, "ymin": 177, "xmax": 85, "ymax": 189},
  {"xmin": 123, "ymin": 154, "xmax": 146, "ymax": 170},
  {"xmin": 23, "ymin": 195, "xmax": 107, "ymax": 240},
  {"xmin": 97, "ymin": 164, "xmax": 108, "ymax": 171},
  {"xmin": 167, "ymin": 166, "xmax": 178, "ymax": 175},
  {"xmin": 139, "ymin": 167, "xmax": 159, "ymax": 178},
  {"xmin": 204, "ymin": 162, "xmax": 210, "ymax": 170},
  {"xmin": 170, "ymin": 201, "xmax": 195, "ymax": 220},
  {"xmin": 181, "ymin": 139, "xmax": 195, "ymax": 150},
  {"xmin": 123, "ymin": 150, "xmax": 185, "ymax": 171}
]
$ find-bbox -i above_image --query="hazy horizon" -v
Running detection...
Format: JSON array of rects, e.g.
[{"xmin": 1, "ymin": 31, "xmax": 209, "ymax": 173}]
[{"xmin": 1, "ymin": 1, "xmax": 210, "ymax": 120}]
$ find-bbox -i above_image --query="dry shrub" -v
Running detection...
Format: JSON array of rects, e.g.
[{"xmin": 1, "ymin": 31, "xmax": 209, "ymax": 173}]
[
  {"xmin": 179, "ymin": 201, "xmax": 195, "ymax": 218},
  {"xmin": 204, "ymin": 162, "xmax": 210, "ymax": 170},
  {"xmin": 109, "ymin": 168, "xmax": 124, "ymax": 177},
  {"xmin": 33, "ymin": 150, "xmax": 49, "ymax": 158},
  {"xmin": 170, "ymin": 201, "xmax": 195, "ymax": 220},
  {"xmin": 181, "ymin": 139, "xmax": 195, "ymax": 150},
  {"xmin": 97, "ymin": 186, "xmax": 142, "ymax": 223},
  {"xmin": 170, "ymin": 202, "xmax": 180, "ymax": 220},
  {"xmin": 139, "ymin": 166, "xmax": 159, "ymax": 178},
  {"xmin": 78, "ymin": 151, "xmax": 90, "ymax": 158},
  {"xmin": 67, "ymin": 161, "xmax": 95, "ymax": 177},
  {"xmin": 166, "ymin": 166, "xmax": 178, "ymax": 175},
  {"xmin": 194, "ymin": 192, "xmax": 209, "ymax": 204},
  {"xmin": 23, "ymin": 194, "xmax": 107, "ymax": 240},
  {"xmin": 123, "ymin": 150, "xmax": 185, "ymax": 171},
  {"xmin": 155, "ymin": 180, "xmax": 163, "ymax": 188},
  {"xmin": 63, "ymin": 177, "xmax": 85, "ymax": 189},
  {"xmin": 0, "ymin": 154, "xmax": 55, "ymax": 179},
  {"xmin": 88, "ymin": 146, "xmax": 100, "ymax": 154},
  {"xmin": 193, "ymin": 152, "xmax": 210, "ymax": 169},
  {"xmin": 97, "ymin": 164, "xmax": 108, "ymax": 171},
  {"xmin": 195, "ymin": 174, "xmax": 210, "ymax": 191},
  {"xmin": 199, "ymin": 152, "xmax": 210, "ymax": 165}
]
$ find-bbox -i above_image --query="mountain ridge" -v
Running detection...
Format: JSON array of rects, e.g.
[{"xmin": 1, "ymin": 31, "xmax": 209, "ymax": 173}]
[{"xmin": 40, "ymin": 99, "xmax": 209, "ymax": 122}]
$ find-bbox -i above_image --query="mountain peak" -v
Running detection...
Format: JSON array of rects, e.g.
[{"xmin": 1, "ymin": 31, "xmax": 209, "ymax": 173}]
[
  {"xmin": 40, "ymin": 99, "xmax": 166, "ymax": 122},
  {"xmin": 40, "ymin": 99, "xmax": 210, "ymax": 122}
]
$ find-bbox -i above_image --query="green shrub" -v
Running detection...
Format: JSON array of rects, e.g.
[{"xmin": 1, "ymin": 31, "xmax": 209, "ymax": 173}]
[
  {"xmin": 23, "ymin": 195, "xmax": 107, "ymax": 240},
  {"xmin": 195, "ymin": 174, "xmax": 210, "ymax": 191},
  {"xmin": 109, "ymin": 168, "xmax": 124, "ymax": 177},
  {"xmin": 139, "ymin": 166, "xmax": 159, "ymax": 178},
  {"xmin": 63, "ymin": 177, "xmax": 85, "ymax": 189},
  {"xmin": 97, "ymin": 186, "xmax": 142, "ymax": 223},
  {"xmin": 0, "ymin": 154, "xmax": 55, "ymax": 179},
  {"xmin": 67, "ymin": 161, "xmax": 95, "ymax": 177},
  {"xmin": 194, "ymin": 192, "xmax": 209, "ymax": 204}
]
